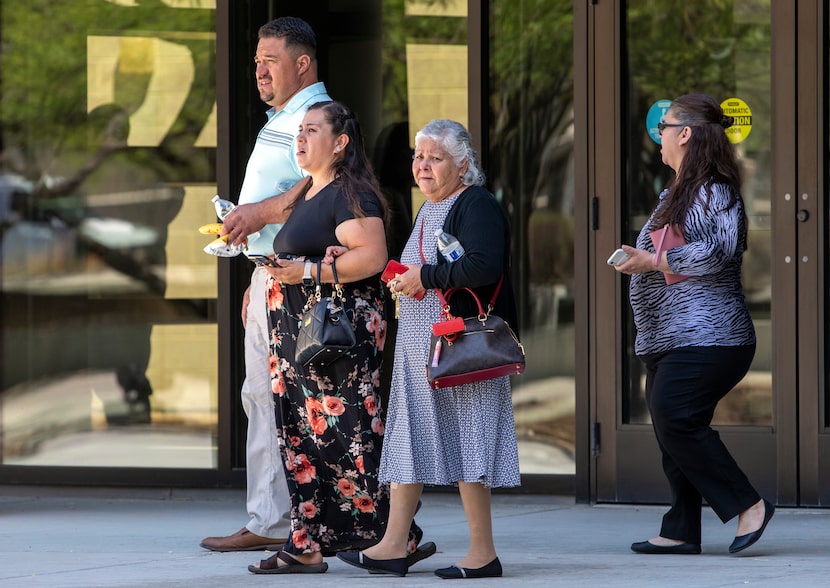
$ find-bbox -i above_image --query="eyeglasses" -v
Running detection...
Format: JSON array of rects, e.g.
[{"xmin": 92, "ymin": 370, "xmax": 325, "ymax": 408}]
[{"xmin": 657, "ymin": 121, "xmax": 685, "ymax": 136}]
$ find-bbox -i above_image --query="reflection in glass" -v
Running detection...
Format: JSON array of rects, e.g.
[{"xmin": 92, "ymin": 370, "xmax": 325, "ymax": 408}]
[
  {"xmin": 490, "ymin": 1, "xmax": 575, "ymax": 473},
  {"xmin": 623, "ymin": 0, "xmax": 772, "ymax": 426},
  {"xmin": 1, "ymin": 1, "xmax": 218, "ymax": 467},
  {"xmin": 370, "ymin": 2, "xmax": 469, "ymax": 255},
  {"xmin": 371, "ymin": 1, "xmax": 469, "ymax": 407}
]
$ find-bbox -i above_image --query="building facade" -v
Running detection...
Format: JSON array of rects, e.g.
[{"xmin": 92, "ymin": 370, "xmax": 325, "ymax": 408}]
[{"xmin": 0, "ymin": 0, "xmax": 826, "ymax": 507}]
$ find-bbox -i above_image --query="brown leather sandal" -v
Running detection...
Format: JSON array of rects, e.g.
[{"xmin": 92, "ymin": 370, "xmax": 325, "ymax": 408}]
[{"xmin": 248, "ymin": 550, "xmax": 328, "ymax": 574}]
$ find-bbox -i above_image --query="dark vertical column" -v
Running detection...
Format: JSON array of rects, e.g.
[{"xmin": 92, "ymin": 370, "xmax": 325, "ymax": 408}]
[{"xmin": 217, "ymin": 0, "xmax": 273, "ymax": 477}]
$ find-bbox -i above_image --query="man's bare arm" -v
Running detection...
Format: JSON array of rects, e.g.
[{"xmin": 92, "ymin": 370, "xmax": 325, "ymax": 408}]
[{"xmin": 221, "ymin": 176, "xmax": 311, "ymax": 246}]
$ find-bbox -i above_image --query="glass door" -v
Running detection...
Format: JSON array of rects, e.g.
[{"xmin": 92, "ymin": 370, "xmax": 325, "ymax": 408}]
[
  {"xmin": 617, "ymin": 0, "xmax": 777, "ymax": 502},
  {"xmin": 587, "ymin": 0, "xmax": 825, "ymax": 505}
]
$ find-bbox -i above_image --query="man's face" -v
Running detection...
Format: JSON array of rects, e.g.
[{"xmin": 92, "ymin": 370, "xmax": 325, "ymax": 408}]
[{"xmin": 254, "ymin": 36, "xmax": 302, "ymax": 110}]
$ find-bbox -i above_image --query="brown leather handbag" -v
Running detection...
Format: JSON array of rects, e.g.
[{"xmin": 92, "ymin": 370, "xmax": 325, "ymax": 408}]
[{"xmin": 426, "ymin": 282, "xmax": 525, "ymax": 390}]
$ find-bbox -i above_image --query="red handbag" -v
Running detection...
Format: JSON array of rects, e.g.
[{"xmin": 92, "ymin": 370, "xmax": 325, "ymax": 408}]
[{"xmin": 426, "ymin": 282, "xmax": 525, "ymax": 390}]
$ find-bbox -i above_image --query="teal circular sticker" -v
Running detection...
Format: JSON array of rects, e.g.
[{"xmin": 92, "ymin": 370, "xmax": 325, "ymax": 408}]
[{"xmin": 646, "ymin": 99, "xmax": 673, "ymax": 144}]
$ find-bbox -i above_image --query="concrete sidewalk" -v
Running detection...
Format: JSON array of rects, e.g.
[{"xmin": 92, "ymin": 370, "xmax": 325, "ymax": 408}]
[{"xmin": 0, "ymin": 486, "xmax": 827, "ymax": 587}]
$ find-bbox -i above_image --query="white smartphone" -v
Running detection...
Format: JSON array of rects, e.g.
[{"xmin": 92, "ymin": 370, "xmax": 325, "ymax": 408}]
[{"xmin": 607, "ymin": 248, "xmax": 630, "ymax": 266}]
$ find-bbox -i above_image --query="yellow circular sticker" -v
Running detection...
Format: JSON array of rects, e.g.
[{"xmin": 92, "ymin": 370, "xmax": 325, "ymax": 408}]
[{"xmin": 720, "ymin": 98, "xmax": 752, "ymax": 144}]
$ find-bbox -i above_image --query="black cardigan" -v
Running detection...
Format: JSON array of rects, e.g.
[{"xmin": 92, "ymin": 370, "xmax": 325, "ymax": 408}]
[{"xmin": 419, "ymin": 185, "xmax": 519, "ymax": 333}]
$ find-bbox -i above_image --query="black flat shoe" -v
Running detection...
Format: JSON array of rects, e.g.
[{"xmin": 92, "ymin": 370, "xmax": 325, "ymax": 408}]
[
  {"xmin": 336, "ymin": 550, "xmax": 408, "ymax": 576},
  {"xmin": 631, "ymin": 540, "xmax": 701, "ymax": 554},
  {"xmin": 729, "ymin": 498, "xmax": 775, "ymax": 554},
  {"xmin": 406, "ymin": 541, "xmax": 437, "ymax": 568},
  {"xmin": 366, "ymin": 541, "xmax": 438, "ymax": 574},
  {"xmin": 434, "ymin": 557, "xmax": 502, "ymax": 579}
]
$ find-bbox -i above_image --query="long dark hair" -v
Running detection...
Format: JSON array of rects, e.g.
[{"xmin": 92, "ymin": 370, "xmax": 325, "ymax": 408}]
[
  {"xmin": 306, "ymin": 100, "xmax": 388, "ymax": 223},
  {"xmin": 654, "ymin": 93, "xmax": 747, "ymax": 247}
]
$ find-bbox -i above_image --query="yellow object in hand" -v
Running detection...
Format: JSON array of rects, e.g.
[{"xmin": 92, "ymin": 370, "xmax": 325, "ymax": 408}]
[{"xmin": 198, "ymin": 223, "xmax": 224, "ymax": 235}]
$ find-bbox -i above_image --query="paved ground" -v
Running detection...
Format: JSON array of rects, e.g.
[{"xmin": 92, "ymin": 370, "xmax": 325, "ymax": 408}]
[{"xmin": 0, "ymin": 486, "xmax": 827, "ymax": 587}]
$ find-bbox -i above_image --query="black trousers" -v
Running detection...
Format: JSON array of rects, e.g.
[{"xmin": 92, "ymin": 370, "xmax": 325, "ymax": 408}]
[{"xmin": 639, "ymin": 344, "xmax": 759, "ymax": 544}]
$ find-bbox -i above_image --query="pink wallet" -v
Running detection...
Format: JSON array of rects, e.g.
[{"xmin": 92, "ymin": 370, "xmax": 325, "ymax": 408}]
[{"xmin": 649, "ymin": 224, "xmax": 690, "ymax": 285}]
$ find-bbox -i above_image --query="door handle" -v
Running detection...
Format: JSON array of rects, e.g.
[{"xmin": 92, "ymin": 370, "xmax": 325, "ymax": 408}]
[{"xmin": 797, "ymin": 209, "xmax": 810, "ymax": 222}]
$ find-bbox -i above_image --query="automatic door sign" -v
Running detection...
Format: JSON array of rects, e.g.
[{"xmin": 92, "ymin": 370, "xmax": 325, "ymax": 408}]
[
  {"xmin": 720, "ymin": 97, "xmax": 752, "ymax": 144},
  {"xmin": 646, "ymin": 99, "xmax": 673, "ymax": 144}
]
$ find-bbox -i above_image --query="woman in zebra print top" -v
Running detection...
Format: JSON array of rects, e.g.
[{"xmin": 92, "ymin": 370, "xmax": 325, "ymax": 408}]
[{"xmin": 612, "ymin": 94, "xmax": 773, "ymax": 556}]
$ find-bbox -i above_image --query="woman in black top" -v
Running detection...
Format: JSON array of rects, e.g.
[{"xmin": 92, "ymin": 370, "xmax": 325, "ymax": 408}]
[{"xmin": 249, "ymin": 101, "xmax": 427, "ymax": 573}]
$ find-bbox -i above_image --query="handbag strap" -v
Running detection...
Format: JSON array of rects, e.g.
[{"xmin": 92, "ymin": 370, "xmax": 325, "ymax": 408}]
[
  {"xmin": 418, "ymin": 216, "xmax": 503, "ymax": 316},
  {"xmin": 319, "ymin": 258, "xmax": 345, "ymax": 303},
  {"xmin": 329, "ymin": 258, "xmax": 339, "ymax": 285}
]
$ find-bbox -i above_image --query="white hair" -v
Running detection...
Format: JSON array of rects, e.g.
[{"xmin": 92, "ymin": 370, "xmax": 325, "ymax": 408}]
[{"xmin": 414, "ymin": 119, "xmax": 486, "ymax": 186}]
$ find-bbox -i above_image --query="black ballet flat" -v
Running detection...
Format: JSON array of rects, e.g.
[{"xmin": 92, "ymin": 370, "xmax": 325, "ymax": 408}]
[
  {"xmin": 434, "ymin": 557, "xmax": 502, "ymax": 579},
  {"xmin": 631, "ymin": 540, "xmax": 701, "ymax": 554},
  {"xmin": 366, "ymin": 541, "xmax": 437, "ymax": 574},
  {"xmin": 336, "ymin": 550, "xmax": 408, "ymax": 576},
  {"xmin": 729, "ymin": 499, "xmax": 775, "ymax": 554}
]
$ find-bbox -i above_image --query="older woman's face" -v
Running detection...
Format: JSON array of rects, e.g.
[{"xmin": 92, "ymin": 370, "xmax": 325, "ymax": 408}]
[{"xmin": 412, "ymin": 138, "xmax": 465, "ymax": 202}]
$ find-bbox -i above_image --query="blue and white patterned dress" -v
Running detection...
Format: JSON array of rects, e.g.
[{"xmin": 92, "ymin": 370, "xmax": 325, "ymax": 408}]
[{"xmin": 378, "ymin": 194, "xmax": 521, "ymax": 488}]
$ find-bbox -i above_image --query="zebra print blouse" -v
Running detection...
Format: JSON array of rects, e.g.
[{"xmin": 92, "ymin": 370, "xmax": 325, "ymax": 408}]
[{"xmin": 629, "ymin": 183, "xmax": 756, "ymax": 356}]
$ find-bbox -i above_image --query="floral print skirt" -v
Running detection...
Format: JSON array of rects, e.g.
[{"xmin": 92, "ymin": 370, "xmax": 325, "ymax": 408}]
[{"xmin": 266, "ymin": 276, "xmax": 395, "ymax": 555}]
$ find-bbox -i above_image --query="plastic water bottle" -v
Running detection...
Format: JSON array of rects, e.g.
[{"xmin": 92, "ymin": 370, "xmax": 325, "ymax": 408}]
[
  {"xmin": 211, "ymin": 195, "xmax": 259, "ymax": 240},
  {"xmin": 435, "ymin": 229, "xmax": 464, "ymax": 262},
  {"xmin": 212, "ymin": 194, "xmax": 236, "ymax": 220}
]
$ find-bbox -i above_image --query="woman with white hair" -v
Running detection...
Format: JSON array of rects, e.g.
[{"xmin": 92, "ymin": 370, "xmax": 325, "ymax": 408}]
[{"xmin": 337, "ymin": 119, "xmax": 521, "ymax": 579}]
